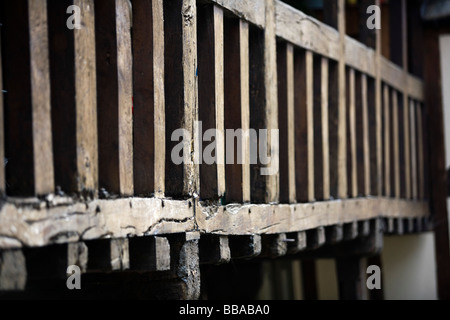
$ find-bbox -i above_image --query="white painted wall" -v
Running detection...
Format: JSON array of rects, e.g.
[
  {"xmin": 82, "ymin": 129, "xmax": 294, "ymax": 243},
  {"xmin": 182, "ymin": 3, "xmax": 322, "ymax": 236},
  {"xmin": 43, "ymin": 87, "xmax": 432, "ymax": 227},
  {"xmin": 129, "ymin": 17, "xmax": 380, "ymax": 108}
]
[{"xmin": 381, "ymin": 233, "xmax": 438, "ymax": 299}]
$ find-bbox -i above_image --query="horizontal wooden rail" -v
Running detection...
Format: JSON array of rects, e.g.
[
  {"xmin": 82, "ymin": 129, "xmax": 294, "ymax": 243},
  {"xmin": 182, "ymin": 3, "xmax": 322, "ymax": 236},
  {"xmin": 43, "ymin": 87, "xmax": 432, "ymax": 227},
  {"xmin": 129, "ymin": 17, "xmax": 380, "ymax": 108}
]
[{"xmin": 0, "ymin": 196, "xmax": 429, "ymax": 249}]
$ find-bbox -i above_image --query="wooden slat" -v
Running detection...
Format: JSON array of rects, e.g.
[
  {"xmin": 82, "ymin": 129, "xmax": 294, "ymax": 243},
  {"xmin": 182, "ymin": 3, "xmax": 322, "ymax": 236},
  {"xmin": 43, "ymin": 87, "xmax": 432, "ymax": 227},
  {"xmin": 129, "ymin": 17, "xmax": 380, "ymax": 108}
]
[
  {"xmin": 224, "ymin": 18, "xmax": 250, "ymax": 203},
  {"xmin": 313, "ymin": 55, "xmax": 324, "ymax": 201},
  {"xmin": 294, "ymin": 49, "xmax": 312, "ymax": 202},
  {"xmin": 1, "ymin": 0, "xmax": 54, "ymax": 196},
  {"xmin": 287, "ymin": 44, "xmax": 296, "ymax": 203},
  {"xmin": 403, "ymin": 94, "xmax": 411, "ymax": 199},
  {"xmin": 0, "ymin": 29, "xmax": 4, "ymax": 195},
  {"xmin": 277, "ymin": 42, "xmax": 288, "ymax": 203},
  {"xmin": 74, "ymin": 0, "xmax": 98, "ymax": 193},
  {"xmin": 383, "ymin": 84, "xmax": 391, "ymax": 197},
  {"xmin": 416, "ymin": 102, "xmax": 425, "ymax": 200},
  {"xmin": 264, "ymin": 0, "xmax": 279, "ymax": 203},
  {"xmin": 410, "ymin": 100, "xmax": 418, "ymax": 200},
  {"xmin": 321, "ymin": 57, "xmax": 330, "ymax": 200},
  {"xmin": 306, "ymin": 51, "xmax": 315, "ymax": 202},
  {"xmin": 337, "ymin": 0, "xmax": 347, "ymax": 199},
  {"xmin": 164, "ymin": 0, "xmax": 199, "ymax": 197},
  {"xmin": 328, "ymin": 60, "xmax": 339, "ymax": 199},
  {"xmin": 392, "ymin": 90, "xmax": 401, "ymax": 198},
  {"xmin": 249, "ymin": 25, "xmax": 266, "ymax": 203},
  {"xmin": 29, "ymin": 0, "xmax": 54, "ymax": 195},
  {"xmin": 240, "ymin": 21, "xmax": 251, "ymax": 203},
  {"xmin": 362, "ymin": 74, "xmax": 371, "ymax": 195},
  {"xmin": 348, "ymin": 68, "xmax": 358, "ymax": 198},
  {"xmin": 355, "ymin": 71, "xmax": 365, "ymax": 195},
  {"xmin": 374, "ymin": 1, "xmax": 383, "ymax": 197},
  {"xmin": 198, "ymin": 4, "xmax": 225, "ymax": 200},
  {"xmin": 96, "ymin": 0, "xmax": 133, "ymax": 196},
  {"xmin": 132, "ymin": 0, "xmax": 165, "ymax": 197}
]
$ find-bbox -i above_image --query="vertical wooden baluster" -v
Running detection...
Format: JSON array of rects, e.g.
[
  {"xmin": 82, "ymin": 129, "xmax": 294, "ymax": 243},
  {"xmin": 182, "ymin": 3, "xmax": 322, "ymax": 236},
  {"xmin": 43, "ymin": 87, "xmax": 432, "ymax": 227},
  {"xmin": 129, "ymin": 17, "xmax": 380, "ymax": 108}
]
[
  {"xmin": 224, "ymin": 19, "xmax": 250, "ymax": 203},
  {"xmin": 362, "ymin": 74, "xmax": 371, "ymax": 195},
  {"xmin": 416, "ymin": 102, "xmax": 425, "ymax": 200},
  {"xmin": 265, "ymin": 0, "xmax": 279, "ymax": 203},
  {"xmin": 306, "ymin": 51, "xmax": 315, "ymax": 202},
  {"xmin": 287, "ymin": 44, "xmax": 296, "ymax": 203},
  {"xmin": 74, "ymin": 0, "xmax": 98, "ymax": 194},
  {"xmin": 132, "ymin": 0, "xmax": 165, "ymax": 197},
  {"xmin": 322, "ymin": 57, "xmax": 330, "ymax": 200},
  {"xmin": 313, "ymin": 55, "xmax": 323, "ymax": 201},
  {"xmin": 198, "ymin": 4, "xmax": 225, "ymax": 200},
  {"xmin": 355, "ymin": 71, "xmax": 364, "ymax": 196},
  {"xmin": 164, "ymin": 0, "xmax": 198, "ymax": 197},
  {"xmin": 1, "ymin": 0, "xmax": 54, "ymax": 196},
  {"xmin": 96, "ymin": 0, "xmax": 133, "ymax": 196},
  {"xmin": 348, "ymin": 68, "xmax": 357, "ymax": 198},
  {"xmin": 383, "ymin": 84, "xmax": 391, "ymax": 197},
  {"xmin": 47, "ymin": 0, "xmax": 97, "ymax": 195},
  {"xmin": 294, "ymin": 49, "xmax": 310, "ymax": 202},
  {"xmin": 410, "ymin": 99, "xmax": 417, "ymax": 200},
  {"xmin": 277, "ymin": 42, "xmax": 296, "ymax": 203},
  {"xmin": 392, "ymin": 90, "xmax": 400, "ymax": 198},
  {"xmin": 0, "ymin": 32, "xmax": 4, "ymax": 196},
  {"xmin": 337, "ymin": 0, "xmax": 347, "ymax": 199}
]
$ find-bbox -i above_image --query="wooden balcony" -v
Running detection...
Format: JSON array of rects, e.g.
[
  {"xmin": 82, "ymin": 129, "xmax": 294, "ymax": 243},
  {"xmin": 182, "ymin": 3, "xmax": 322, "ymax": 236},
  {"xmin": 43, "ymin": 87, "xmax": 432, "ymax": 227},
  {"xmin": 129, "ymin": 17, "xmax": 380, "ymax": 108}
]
[{"xmin": 0, "ymin": 0, "xmax": 443, "ymax": 300}]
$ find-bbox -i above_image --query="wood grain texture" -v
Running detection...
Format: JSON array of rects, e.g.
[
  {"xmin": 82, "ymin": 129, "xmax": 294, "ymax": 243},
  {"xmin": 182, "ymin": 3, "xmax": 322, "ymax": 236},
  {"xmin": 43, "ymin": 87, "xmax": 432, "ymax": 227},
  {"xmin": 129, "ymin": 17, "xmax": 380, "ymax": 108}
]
[
  {"xmin": 306, "ymin": 51, "xmax": 315, "ymax": 202},
  {"xmin": 198, "ymin": 4, "xmax": 225, "ymax": 200},
  {"xmin": 132, "ymin": 0, "xmax": 165, "ymax": 197},
  {"xmin": 211, "ymin": 0, "xmax": 265, "ymax": 28},
  {"xmin": 348, "ymin": 68, "xmax": 357, "ymax": 198},
  {"xmin": 277, "ymin": 41, "xmax": 289, "ymax": 203},
  {"xmin": 224, "ymin": 18, "xmax": 250, "ymax": 203},
  {"xmin": 392, "ymin": 90, "xmax": 400, "ymax": 198},
  {"xmin": 321, "ymin": 57, "xmax": 330, "ymax": 200},
  {"xmin": 403, "ymin": 92, "xmax": 411, "ymax": 199},
  {"xmin": 0, "ymin": 31, "xmax": 4, "ymax": 195},
  {"xmin": 196, "ymin": 198, "xmax": 429, "ymax": 236},
  {"xmin": 416, "ymin": 103, "xmax": 425, "ymax": 200},
  {"xmin": 410, "ymin": 100, "xmax": 418, "ymax": 200},
  {"xmin": 96, "ymin": 0, "xmax": 133, "ymax": 196},
  {"xmin": 29, "ymin": 0, "xmax": 54, "ymax": 195},
  {"xmin": 383, "ymin": 84, "xmax": 391, "ymax": 197},
  {"xmin": 1, "ymin": 1, "xmax": 41, "ymax": 195},
  {"xmin": 275, "ymin": 0, "xmax": 340, "ymax": 61},
  {"xmin": 164, "ymin": 0, "xmax": 199, "ymax": 197},
  {"xmin": 264, "ymin": 0, "xmax": 279, "ymax": 203},
  {"xmin": 337, "ymin": 0, "xmax": 347, "ymax": 199},
  {"xmin": 0, "ymin": 197, "xmax": 194, "ymax": 249},
  {"xmin": 74, "ymin": 0, "xmax": 98, "ymax": 193}
]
